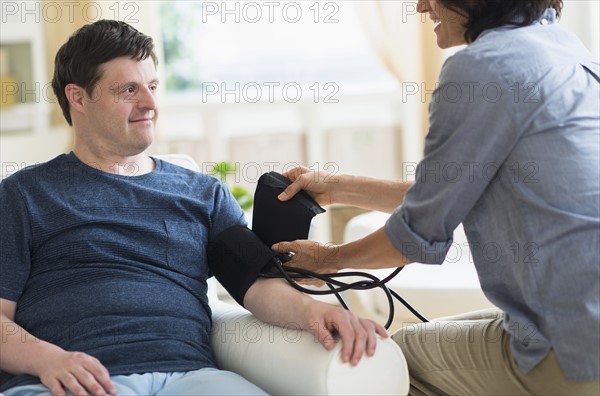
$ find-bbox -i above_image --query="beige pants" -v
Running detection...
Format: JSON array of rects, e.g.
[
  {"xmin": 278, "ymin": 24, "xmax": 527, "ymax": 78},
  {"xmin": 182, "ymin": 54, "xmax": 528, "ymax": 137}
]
[{"xmin": 392, "ymin": 309, "xmax": 600, "ymax": 395}]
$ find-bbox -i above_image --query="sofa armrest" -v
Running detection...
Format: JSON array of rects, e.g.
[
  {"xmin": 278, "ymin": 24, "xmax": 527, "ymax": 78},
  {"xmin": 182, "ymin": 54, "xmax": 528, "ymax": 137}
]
[{"xmin": 209, "ymin": 300, "xmax": 409, "ymax": 396}]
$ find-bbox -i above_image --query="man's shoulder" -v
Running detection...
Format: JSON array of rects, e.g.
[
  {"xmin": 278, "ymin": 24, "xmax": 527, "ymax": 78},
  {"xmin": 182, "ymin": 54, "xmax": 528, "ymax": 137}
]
[{"xmin": 153, "ymin": 158, "xmax": 227, "ymax": 198}]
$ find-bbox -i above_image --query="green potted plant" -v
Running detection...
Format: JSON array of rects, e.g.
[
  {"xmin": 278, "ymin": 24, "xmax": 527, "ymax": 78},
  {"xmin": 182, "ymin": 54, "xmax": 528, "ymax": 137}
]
[{"xmin": 210, "ymin": 161, "xmax": 254, "ymax": 211}]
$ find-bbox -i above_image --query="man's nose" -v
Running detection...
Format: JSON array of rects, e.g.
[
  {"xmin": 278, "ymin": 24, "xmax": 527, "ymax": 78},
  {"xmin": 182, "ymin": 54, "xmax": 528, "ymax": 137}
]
[{"xmin": 138, "ymin": 85, "xmax": 157, "ymax": 110}]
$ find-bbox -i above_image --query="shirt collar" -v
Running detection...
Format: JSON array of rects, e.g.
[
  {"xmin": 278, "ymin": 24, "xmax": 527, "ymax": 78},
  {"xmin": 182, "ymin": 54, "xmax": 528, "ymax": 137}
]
[
  {"xmin": 478, "ymin": 8, "xmax": 557, "ymax": 40},
  {"xmin": 533, "ymin": 8, "xmax": 557, "ymax": 25}
]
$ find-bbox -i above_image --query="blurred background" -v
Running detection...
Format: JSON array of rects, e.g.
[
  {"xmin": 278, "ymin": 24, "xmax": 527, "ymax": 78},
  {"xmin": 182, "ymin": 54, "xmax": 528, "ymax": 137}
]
[{"xmin": 1, "ymin": 0, "xmax": 598, "ymax": 243}]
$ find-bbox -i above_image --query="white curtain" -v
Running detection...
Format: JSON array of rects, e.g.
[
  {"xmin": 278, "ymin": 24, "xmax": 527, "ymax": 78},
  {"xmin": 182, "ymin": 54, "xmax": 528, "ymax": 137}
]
[{"xmin": 355, "ymin": 1, "xmax": 446, "ymax": 149}]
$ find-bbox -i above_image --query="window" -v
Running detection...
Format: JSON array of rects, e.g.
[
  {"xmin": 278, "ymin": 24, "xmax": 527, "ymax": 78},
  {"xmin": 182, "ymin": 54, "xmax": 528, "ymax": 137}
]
[{"xmin": 159, "ymin": 1, "xmax": 397, "ymax": 101}]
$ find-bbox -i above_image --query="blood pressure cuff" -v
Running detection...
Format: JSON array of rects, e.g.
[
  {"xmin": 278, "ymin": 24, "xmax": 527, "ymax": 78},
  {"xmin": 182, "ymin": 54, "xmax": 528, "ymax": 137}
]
[
  {"xmin": 252, "ymin": 172, "xmax": 325, "ymax": 247},
  {"xmin": 207, "ymin": 172, "xmax": 325, "ymax": 307},
  {"xmin": 207, "ymin": 225, "xmax": 276, "ymax": 307}
]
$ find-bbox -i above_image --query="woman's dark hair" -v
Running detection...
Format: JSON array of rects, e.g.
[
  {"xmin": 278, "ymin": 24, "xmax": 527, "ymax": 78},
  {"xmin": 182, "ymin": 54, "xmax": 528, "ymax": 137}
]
[
  {"xmin": 51, "ymin": 19, "xmax": 158, "ymax": 126},
  {"xmin": 438, "ymin": 0, "xmax": 563, "ymax": 44}
]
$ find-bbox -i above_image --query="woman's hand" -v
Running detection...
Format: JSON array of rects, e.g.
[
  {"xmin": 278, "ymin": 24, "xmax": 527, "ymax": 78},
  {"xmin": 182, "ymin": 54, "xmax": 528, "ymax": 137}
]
[
  {"xmin": 278, "ymin": 166, "xmax": 339, "ymax": 206},
  {"xmin": 275, "ymin": 228, "xmax": 411, "ymax": 276},
  {"xmin": 273, "ymin": 239, "xmax": 342, "ymax": 286}
]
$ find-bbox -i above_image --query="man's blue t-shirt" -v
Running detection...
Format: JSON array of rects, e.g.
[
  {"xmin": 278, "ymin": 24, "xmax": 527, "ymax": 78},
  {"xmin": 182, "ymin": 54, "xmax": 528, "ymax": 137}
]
[{"xmin": 0, "ymin": 153, "xmax": 245, "ymax": 391}]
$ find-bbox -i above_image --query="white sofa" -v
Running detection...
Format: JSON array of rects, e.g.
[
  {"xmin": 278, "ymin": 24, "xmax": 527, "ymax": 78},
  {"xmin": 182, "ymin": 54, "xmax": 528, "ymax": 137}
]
[
  {"xmin": 208, "ymin": 286, "xmax": 409, "ymax": 395},
  {"xmin": 160, "ymin": 155, "xmax": 410, "ymax": 395},
  {"xmin": 343, "ymin": 211, "xmax": 495, "ymax": 327}
]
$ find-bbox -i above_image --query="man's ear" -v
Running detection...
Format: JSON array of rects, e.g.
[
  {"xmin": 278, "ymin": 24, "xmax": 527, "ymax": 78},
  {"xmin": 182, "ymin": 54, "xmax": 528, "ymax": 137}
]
[{"xmin": 65, "ymin": 84, "xmax": 86, "ymax": 114}]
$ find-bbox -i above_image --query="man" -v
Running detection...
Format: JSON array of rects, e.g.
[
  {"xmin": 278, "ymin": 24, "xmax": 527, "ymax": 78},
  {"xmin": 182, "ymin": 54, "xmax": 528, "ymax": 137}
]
[{"xmin": 0, "ymin": 20, "xmax": 386, "ymax": 396}]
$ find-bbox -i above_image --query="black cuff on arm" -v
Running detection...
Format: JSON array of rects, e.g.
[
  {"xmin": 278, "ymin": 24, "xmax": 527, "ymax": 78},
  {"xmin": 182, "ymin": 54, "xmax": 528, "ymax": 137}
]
[{"xmin": 207, "ymin": 225, "xmax": 276, "ymax": 307}]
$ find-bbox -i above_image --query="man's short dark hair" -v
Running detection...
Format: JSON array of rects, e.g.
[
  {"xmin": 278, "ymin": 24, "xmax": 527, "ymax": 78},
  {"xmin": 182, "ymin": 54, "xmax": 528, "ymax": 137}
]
[
  {"xmin": 438, "ymin": 0, "xmax": 564, "ymax": 44},
  {"xmin": 51, "ymin": 19, "xmax": 158, "ymax": 126}
]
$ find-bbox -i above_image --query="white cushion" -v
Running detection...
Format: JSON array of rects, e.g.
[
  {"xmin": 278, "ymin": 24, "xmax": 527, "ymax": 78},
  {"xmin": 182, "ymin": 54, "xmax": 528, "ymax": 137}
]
[{"xmin": 210, "ymin": 300, "xmax": 409, "ymax": 395}]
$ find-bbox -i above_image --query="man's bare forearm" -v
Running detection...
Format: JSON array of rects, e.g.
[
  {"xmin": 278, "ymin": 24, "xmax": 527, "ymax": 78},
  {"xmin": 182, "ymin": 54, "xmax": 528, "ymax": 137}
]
[
  {"xmin": 243, "ymin": 278, "xmax": 313, "ymax": 328},
  {"xmin": 0, "ymin": 313, "xmax": 64, "ymax": 377}
]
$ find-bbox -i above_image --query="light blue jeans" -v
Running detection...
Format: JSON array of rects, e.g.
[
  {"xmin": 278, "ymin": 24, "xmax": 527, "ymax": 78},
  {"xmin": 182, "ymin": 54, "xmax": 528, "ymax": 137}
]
[{"xmin": 2, "ymin": 368, "xmax": 267, "ymax": 396}]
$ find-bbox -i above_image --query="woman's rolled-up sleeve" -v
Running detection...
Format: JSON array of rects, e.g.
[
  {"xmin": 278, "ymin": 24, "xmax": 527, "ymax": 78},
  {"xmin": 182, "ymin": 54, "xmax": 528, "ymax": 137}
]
[{"xmin": 385, "ymin": 52, "xmax": 523, "ymax": 264}]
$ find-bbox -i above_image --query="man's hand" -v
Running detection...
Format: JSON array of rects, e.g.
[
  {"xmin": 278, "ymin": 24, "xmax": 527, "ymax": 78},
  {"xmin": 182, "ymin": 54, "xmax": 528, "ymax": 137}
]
[
  {"xmin": 2, "ymin": 299, "xmax": 115, "ymax": 396},
  {"xmin": 36, "ymin": 350, "xmax": 116, "ymax": 396},
  {"xmin": 244, "ymin": 279, "xmax": 388, "ymax": 367},
  {"xmin": 278, "ymin": 166, "xmax": 338, "ymax": 206},
  {"xmin": 305, "ymin": 301, "xmax": 388, "ymax": 366}
]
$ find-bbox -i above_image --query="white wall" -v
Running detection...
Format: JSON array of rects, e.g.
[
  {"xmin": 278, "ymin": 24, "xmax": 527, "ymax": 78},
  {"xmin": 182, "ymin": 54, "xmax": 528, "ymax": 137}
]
[{"xmin": 560, "ymin": 0, "xmax": 600, "ymax": 59}]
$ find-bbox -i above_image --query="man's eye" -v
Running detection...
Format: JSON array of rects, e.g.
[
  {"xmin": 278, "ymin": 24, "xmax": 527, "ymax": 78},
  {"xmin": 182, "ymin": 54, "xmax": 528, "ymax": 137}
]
[{"xmin": 125, "ymin": 86, "xmax": 136, "ymax": 94}]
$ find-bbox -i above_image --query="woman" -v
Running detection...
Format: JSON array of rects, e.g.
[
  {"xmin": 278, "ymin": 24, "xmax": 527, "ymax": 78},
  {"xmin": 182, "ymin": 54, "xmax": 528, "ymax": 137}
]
[{"xmin": 273, "ymin": 0, "xmax": 600, "ymax": 394}]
